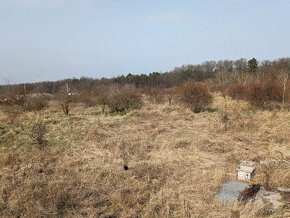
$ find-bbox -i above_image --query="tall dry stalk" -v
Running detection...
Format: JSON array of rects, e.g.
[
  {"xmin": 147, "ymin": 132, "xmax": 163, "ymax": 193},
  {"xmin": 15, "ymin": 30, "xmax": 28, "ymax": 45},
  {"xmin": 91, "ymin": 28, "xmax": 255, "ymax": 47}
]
[{"xmin": 277, "ymin": 69, "xmax": 289, "ymax": 109}]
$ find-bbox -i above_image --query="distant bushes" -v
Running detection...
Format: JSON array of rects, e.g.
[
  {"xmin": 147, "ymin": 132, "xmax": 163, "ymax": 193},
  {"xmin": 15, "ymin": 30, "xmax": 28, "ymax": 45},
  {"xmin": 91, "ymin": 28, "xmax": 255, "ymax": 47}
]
[
  {"xmin": 0, "ymin": 93, "xmax": 24, "ymax": 122},
  {"xmin": 0, "ymin": 72, "xmax": 288, "ymax": 115},
  {"xmin": 0, "ymin": 92, "xmax": 25, "ymax": 106},
  {"xmin": 209, "ymin": 83, "xmax": 227, "ymax": 96},
  {"xmin": 142, "ymin": 87, "xmax": 175, "ymax": 105},
  {"xmin": 0, "ymin": 93, "xmax": 52, "ymax": 122},
  {"xmin": 226, "ymin": 76, "xmax": 289, "ymax": 109},
  {"xmin": 76, "ymin": 89, "xmax": 96, "ymax": 107},
  {"xmin": 178, "ymin": 82, "xmax": 213, "ymax": 113},
  {"xmin": 247, "ymin": 78, "xmax": 282, "ymax": 108},
  {"xmin": 227, "ymin": 83, "xmax": 248, "ymax": 100},
  {"xmin": 143, "ymin": 87, "xmax": 166, "ymax": 104},
  {"xmin": 23, "ymin": 94, "xmax": 51, "ymax": 111},
  {"xmin": 0, "ymin": 93, "xmax": 51, "ymax": 110}
]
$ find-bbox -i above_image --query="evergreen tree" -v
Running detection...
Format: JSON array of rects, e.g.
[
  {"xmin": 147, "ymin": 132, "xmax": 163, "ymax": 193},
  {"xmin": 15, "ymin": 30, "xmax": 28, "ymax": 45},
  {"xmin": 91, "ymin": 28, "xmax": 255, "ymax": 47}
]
[{"xmin": 248, "ymin": 58, "xmax": 258, "ymax": 73}]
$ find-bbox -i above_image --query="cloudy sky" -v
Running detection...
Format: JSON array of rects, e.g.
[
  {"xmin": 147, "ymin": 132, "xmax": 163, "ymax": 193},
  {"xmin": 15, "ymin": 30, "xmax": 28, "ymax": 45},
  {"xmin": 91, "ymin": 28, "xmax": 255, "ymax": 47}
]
[{"xmin": 0, "ymin": 0, "xmax": 289, "ymax": 84}]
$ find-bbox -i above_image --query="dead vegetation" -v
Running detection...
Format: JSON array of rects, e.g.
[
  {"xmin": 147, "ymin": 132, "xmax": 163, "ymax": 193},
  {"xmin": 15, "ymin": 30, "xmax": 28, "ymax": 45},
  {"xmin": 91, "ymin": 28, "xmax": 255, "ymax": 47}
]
[
  {"xmin": 0, "ymin": 90, "xmax": 289, "ymax": 217},
  {"xmin": 177, "ymin": 82, "xmax": 213, "ymax": 113},
  {"xmin": 29, "ymin": 119, "xmax": 48, "ymax": 149}
]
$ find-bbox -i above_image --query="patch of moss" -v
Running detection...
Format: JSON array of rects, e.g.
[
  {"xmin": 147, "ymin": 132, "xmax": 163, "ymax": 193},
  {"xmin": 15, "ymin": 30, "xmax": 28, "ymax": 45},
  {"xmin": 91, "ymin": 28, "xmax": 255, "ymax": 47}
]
[
  {"xmin": 163, "ymin": 107, "xmax": 180, "ymax": 113},
  {"xmin": 105, "ymin": 112, "xmax": 126, "ymax": 117}
]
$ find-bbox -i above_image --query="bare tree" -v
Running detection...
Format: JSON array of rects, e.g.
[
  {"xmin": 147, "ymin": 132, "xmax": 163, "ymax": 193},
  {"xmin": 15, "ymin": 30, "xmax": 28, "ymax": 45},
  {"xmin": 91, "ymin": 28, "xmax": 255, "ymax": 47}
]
[
  {"xmin": 2, "ymin": 76, "xmax": 15, "ymax": 95},
  {"xmin": 57, "ymin": 85, "xmax": 71, "ymax": 115},
  {"xmin": 215, "ymin": 70, "xmax": 237, "ymax": 84}
]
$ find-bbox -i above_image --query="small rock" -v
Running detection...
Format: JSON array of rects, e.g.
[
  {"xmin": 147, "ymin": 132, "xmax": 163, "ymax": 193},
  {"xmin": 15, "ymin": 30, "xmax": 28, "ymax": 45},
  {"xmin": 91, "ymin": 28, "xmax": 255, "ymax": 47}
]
[{"xmin": 277, "ymin": 187, "xmax": 290, "ymax": 192}]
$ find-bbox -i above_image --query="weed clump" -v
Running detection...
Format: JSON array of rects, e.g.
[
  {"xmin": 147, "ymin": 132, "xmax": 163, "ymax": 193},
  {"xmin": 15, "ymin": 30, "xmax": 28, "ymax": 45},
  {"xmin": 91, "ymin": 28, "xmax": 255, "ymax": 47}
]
[{"xmin": 29, "ymin": 119, "xmax": 48, "ymax": 149}]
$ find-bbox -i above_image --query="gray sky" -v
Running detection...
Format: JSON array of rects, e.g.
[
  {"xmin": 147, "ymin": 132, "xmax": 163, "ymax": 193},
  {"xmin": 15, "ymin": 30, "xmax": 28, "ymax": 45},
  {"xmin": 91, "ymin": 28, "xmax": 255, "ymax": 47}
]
[{"xmin": 1, "ymin": 0, "xmax": 290, "ymax": 84}]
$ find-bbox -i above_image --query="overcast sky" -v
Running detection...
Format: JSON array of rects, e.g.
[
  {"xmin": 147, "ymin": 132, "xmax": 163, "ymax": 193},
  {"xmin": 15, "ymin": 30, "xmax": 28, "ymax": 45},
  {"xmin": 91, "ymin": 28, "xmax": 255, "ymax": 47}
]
[{"xmin": 0, "ymin": 0, "xmax": 289, "ymax": 84}]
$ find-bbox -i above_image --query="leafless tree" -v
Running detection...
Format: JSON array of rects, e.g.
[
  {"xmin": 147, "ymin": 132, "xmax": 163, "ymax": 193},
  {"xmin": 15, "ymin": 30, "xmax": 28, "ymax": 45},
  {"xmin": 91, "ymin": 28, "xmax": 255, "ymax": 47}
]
[{"xmin": 56, "ymin": 85, "xmax": 71, "ymax": 115}]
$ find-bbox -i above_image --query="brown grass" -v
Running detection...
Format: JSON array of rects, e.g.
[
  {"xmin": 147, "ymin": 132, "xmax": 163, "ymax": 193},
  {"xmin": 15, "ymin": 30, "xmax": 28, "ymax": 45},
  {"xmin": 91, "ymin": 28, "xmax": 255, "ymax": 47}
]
[{"xmin": 0, "ymin": 93, "xmax": 289, "ymax": 217}]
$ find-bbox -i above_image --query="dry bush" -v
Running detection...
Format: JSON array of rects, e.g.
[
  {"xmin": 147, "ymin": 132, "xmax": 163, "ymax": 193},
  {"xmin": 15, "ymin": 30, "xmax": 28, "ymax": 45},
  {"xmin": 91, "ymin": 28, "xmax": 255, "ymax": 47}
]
[
  {"xmin": 227, "ymin": 77, "xmax": 287, "ymax": 110},
  {"xmin": 105, "ymin": 84, "xmax": 142, "ymax": 113},
  {"xmin": 2, "ymin": 92, "xmax": 26, "ymax": 106},
  {"xmin": 93, "ymin": 87, "xmax": 108, "ymax": 113},
  {"xmin": 23, "ymin": 95, "xmax": 49, "ymax": 111},
  {"xmin": 143, "ymin": 87, "xmax": 166, "ymax": 104},
  {"xmin": 76, "ymin": 89, "xmax": 96, "ymax": 107},
  {"xmin": 227, "ymin": 83, "xmax": 248, "ymax": 100},
  {"xmin": 255, "ymin": 161, "xmax": 290, "ymax": 189},
  {"xmin": 209, "ymin": 83, "xmax": 227, "ymax": 96},
  {"xmin": 177, "ymin": 82, "xmax": 213, "ymax": 113},
  {"xmin": 56, "ymin": 86, "xmax": 72, "ymax": 115},
  {"xmin": 247, "ymin": 78, "xmax": 283, "ymax": 109},
  {"xmin": 142, "ymin": 87, "xmax": 175, "ymax": 105},
  {"xmin": 29, "ymin": 119, "xmax": 48, "ymax": 148}
]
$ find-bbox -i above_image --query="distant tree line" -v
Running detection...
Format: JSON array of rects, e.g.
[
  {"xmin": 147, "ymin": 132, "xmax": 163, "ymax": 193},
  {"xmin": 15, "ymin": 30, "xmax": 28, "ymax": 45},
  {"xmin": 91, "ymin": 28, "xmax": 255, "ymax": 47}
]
[{"xmin": 0, "ymin": 57, "xmax": 289, "ymax": 95}]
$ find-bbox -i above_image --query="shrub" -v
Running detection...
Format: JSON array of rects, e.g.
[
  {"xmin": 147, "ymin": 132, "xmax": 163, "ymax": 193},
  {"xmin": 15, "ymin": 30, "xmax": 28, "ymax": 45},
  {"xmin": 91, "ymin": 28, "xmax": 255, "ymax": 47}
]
[
  {"xmin": 1, "ymin": 92, "xmax": 25, "ymax": 106},
  {"xmin": 56, "ymin": 86, "xmax": 72, "ymax": 115},
  {"xmin": 105, "ymin": 84, "xmax": 142, "ymax": 113},
  {"xmin": 94, "ymin": 88, "xmax": 109, "ymax": 113},
  {"xmin": 209, "ymin": 83, "xmax": 227, "ymax": 96},
  {"xmin": 23, "ymin": 95, "xmax": 50, "ymax": 111},
  {"xmin": 29, "ymin": 120, "xmax": 48, "ymax": 149},
  {"xmin": 247, "ymin": 78, "xmax": 283, "ymax": 108},
  {"xmin": 227, "ymin": 83, "xmax": 248, "ymax": 100},
  {"xmin": 76, "ymin": 89, "xmax": 96, "ymax": 107},
  {"xmin": 178, "ymin": 82, "xmax": 213, "ymax": 113},
  {"xmin": 143, "ymin": 87, "xmax": 166, "ymax": 104}
]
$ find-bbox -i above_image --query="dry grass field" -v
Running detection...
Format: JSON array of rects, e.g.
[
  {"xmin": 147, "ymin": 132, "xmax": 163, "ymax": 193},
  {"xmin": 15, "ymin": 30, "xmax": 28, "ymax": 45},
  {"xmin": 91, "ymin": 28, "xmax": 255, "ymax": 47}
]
[{"xmin": 0, "ymin": 93, "xmax": 289, "ymax": 217}]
